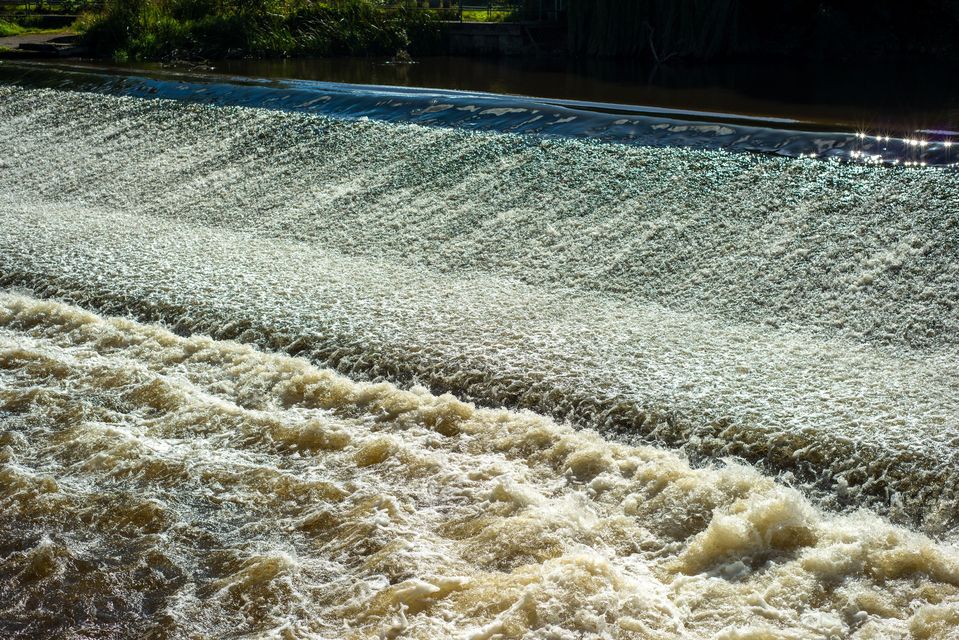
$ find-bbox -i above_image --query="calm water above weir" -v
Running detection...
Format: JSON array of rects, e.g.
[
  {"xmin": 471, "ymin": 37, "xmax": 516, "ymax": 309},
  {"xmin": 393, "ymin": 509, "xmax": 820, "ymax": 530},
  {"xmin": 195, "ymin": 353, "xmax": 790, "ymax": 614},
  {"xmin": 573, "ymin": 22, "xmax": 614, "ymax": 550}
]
[
  {"xmin": 5, "ymin": 59, "xmax": 956, "ymax": 167},
  {"xmin": 122, "ymin": 55, "xmax": 959, "ymax": 133}
]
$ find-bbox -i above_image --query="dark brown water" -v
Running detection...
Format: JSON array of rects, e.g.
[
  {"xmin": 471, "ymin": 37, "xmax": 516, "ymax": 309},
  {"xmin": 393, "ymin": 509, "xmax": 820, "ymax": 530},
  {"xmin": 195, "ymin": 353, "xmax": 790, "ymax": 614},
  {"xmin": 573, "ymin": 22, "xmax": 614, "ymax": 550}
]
[{"xmin": 136, "ymin": 55, "xmax": 959, "ymax": 133}]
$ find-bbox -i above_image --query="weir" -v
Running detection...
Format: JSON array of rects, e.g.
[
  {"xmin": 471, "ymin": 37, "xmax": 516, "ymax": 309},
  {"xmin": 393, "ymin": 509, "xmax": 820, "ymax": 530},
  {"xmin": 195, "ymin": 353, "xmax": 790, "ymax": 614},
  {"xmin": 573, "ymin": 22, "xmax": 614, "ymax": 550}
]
[
  {"xmin": 2, "ymin": 74, "xmax": 959, "ymax": 533},
  {"xmin": 1, "ymin": 60, "xmax": 956, "ymax": 167},
  {"xmin": 3, "ymin": 63, "xmax": 959, "ymax": 638}
]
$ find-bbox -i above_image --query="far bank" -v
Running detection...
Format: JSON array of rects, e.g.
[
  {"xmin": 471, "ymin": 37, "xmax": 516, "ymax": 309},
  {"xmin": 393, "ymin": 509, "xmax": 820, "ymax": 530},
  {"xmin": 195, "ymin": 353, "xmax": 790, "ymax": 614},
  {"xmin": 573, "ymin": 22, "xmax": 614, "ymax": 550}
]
[{"xmin": 56, "ymin": 0, "xmax": 959, "ymax": 64}]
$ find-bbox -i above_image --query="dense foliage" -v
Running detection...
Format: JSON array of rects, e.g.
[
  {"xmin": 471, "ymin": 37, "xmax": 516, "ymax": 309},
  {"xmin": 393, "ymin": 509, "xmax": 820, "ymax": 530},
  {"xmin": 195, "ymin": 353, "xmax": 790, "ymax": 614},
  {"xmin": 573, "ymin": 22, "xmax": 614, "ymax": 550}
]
[
  {"xmin": 81, "ymin": 0, "xmax": 449, "ymax": 60},
  {"xmin": 0, "ymin": 19, "xmax": 26, "ymax": 38},
  {"xmin": 76, "ymin": 0, "xmax": 959, "ymax": 62}
]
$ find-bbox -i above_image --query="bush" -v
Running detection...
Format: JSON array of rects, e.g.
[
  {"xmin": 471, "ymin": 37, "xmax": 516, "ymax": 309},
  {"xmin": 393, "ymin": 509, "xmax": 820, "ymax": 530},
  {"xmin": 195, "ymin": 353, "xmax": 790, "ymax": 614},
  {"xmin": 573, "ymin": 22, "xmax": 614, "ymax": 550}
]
[
  {"xmin": 0, "ymin": 19, "xmax": 26, "ymax": 38},
  {"xmin": 80, "ymin": 0, "xmax": 448, "ymax": 60}
]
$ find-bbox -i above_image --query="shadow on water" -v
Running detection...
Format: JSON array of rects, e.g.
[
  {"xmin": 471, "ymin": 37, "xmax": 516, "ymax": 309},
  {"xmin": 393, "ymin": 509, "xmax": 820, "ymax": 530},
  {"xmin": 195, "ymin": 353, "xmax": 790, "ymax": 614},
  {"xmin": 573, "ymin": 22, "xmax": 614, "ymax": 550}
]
[
  {"xmin": 4, "ymin": 58, "xmax": 957, "ymax": 167},
  {"xmin": 157, "ymin": 55, "xmax": 959, "ymax": 133}
]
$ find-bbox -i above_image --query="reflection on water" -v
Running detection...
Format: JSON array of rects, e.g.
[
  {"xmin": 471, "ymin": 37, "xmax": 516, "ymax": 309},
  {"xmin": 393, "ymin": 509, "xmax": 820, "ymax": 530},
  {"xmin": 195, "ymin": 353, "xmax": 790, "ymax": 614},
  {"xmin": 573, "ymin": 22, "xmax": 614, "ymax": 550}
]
[
  {"xmin": 160, "ymin": 55, "xmax": 959, "ymax": 132},
  {"xmin": 4, "ymin": 60, "xmax": 955, "ymax": 167}
]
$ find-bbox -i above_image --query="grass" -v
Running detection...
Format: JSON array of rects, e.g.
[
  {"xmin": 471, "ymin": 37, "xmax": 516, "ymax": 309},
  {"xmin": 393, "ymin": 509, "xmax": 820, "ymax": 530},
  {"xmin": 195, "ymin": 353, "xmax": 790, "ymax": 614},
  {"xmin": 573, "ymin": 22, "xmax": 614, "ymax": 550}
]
[
  {"xmin": 0, "ymin": 17, "xmax": 70, "ymax": 37},
  {"xmin": 0, "ymin": 18, "xmax": 26, "ymax": 36},
  {"xmin": 460, "ymin": 9, "xmax": 517, "ymax": 22},
  {"xmin": 74, "ymin": 0, "xmax": 551, "ymax": 59}
]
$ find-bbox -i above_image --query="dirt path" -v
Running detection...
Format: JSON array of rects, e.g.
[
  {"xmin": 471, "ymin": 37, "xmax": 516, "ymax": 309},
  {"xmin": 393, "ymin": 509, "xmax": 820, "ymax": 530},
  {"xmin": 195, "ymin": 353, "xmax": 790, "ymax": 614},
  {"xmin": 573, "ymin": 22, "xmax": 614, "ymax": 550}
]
[{"xmin": 0, "ymin": 31, "xmax": 81, "ymax": 57}]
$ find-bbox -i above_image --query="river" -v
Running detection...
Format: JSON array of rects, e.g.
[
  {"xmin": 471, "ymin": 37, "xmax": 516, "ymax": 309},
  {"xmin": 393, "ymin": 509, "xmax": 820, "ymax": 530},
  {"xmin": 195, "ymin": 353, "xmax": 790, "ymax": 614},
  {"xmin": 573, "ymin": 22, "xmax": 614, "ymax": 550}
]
[{"xmin": 1, "ymin": 60, "xmax": 959, "ymax": 638}]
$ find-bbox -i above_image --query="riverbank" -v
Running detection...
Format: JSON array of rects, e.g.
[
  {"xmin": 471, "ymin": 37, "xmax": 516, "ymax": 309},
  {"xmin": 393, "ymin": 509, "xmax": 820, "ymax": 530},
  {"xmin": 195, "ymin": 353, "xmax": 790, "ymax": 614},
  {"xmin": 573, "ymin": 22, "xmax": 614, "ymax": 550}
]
[
  {"xmin": 77, "ymin": 0, "xmax": 451, "ymax": 61},
  {"xmin": 65, "ymin": 0, "xmax": 959, "ymax": 64},
  {"xmin": 0, "ymin": 32, "xmax": 85, "ymax": 59},
  {"xmin": 8, "ymin": 0, "xmax": 959, "ymax": 64}
]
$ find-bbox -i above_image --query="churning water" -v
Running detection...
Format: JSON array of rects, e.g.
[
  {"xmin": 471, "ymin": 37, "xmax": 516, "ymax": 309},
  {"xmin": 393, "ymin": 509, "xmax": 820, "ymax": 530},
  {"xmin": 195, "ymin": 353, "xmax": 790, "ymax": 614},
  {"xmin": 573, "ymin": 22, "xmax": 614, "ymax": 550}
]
[{"xmin": 2, "ymin": 67, "xmax": 959, "ymax": 638}]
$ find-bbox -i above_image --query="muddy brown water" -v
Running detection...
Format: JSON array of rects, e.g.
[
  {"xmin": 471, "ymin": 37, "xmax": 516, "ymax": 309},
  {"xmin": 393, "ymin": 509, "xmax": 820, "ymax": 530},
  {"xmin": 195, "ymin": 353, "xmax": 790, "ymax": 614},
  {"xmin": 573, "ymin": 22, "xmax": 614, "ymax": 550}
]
[{"xmin": 121, "ymin": 54, "xmax": 959, "ymax": 134}]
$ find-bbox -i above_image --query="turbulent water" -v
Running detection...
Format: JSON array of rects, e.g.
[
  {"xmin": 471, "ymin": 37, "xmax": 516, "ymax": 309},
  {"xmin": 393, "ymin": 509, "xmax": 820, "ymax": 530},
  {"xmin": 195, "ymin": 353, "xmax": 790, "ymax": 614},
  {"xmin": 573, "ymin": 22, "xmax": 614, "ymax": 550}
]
[
  {"xmin": 3, "ymin": 293, "xmax": 959, "ymax": 639},
  {"xmin": 4, "ymin": 61, "xmax": 956, "ymax": 166},
  {"xmin": 1, "ymin": 79, "xmax": 959, "ymax": 638}
]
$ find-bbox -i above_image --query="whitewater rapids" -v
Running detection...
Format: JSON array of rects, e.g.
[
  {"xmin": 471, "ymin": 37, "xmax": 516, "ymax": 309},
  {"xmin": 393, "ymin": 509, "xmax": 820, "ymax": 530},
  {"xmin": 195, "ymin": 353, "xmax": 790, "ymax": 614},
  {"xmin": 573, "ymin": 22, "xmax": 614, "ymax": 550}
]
[
  {"xmin": 2, "ymin": 292, "xmax": 959, "ymax": 638},
  {"xmin": 2, "ymin": 85, "xmax": 959, "ymax": 530},
  {"xmin": 2, "ymin": 80, "xmax": 959, "ymax": 637}
]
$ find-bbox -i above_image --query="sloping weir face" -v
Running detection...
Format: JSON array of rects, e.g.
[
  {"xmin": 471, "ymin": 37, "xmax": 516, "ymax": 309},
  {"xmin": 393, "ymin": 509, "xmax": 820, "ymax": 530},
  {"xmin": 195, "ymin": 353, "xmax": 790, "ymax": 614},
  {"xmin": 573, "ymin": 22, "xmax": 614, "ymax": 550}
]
[{"xmin": 2, "ymin": 65, "xmax": 959, "ymax": 638}]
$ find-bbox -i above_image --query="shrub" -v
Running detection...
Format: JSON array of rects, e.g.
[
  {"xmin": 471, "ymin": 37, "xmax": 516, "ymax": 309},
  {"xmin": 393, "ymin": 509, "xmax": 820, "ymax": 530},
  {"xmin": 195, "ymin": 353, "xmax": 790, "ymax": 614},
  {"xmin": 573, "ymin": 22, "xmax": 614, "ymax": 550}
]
[
  {"xmin": 0, "ymin": 19, "xmax": 26, "ymax": 38},
  {"xmin": 80, "ymin": 0, "xmax": 447, "ymax": 60}
]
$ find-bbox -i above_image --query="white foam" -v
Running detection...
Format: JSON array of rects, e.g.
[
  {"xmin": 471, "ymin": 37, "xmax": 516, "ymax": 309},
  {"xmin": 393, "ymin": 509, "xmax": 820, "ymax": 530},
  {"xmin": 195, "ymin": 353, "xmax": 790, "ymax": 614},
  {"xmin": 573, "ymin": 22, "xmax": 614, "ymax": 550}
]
[{"xmin": 1, "ymin": 293, "xmax": 958, "ymax": 638}]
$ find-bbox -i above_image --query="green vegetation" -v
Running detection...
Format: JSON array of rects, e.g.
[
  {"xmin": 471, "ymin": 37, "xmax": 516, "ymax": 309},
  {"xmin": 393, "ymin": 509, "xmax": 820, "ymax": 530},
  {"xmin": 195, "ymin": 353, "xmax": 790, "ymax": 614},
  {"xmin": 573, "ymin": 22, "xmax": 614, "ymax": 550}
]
[
  {"xmin": 59, "ymin": 0, "xmax": 959, "ymax": 63},
  {"xmin": 460, "ymin": 9, "xmax": 516, "ymax": 23},
  {"xmin": 80, "ymin": 0, "xmax": 452, "ymax": 60},
  {"xmin": 0, "ymin": 16, "xmax": 70, "ymax": 37},
  {"xmin": 0, "ymin": 19, "xmax": 26, "ymax": 37}
]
